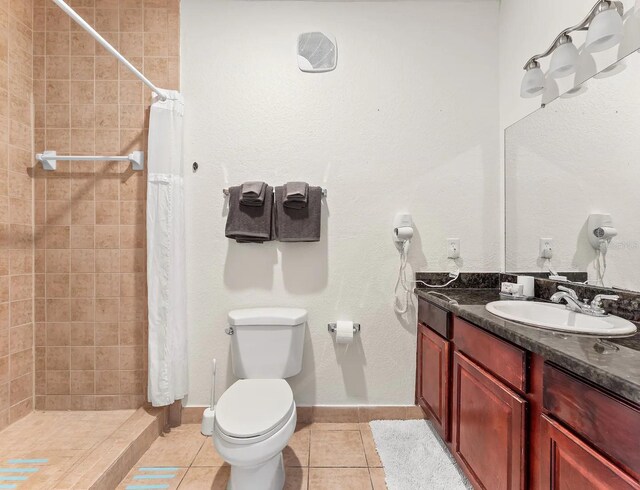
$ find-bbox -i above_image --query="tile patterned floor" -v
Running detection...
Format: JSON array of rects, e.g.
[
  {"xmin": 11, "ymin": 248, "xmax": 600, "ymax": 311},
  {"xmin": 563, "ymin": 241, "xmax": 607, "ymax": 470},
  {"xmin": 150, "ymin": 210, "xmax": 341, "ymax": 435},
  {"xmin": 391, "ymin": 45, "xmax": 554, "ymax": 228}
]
[
  {"xmin": 119, "ymin": 423, "xmax": 388, "ymax": 489},
  {"xmin": 0, "ymin": 410, "xmax": 136, "ymax": 489}
]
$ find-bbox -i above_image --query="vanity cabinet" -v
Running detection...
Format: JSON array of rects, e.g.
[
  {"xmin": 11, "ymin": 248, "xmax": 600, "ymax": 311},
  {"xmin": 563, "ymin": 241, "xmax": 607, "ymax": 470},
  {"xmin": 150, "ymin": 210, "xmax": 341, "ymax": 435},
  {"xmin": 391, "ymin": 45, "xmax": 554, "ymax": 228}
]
[
  {"xmin": 415, "ymin": 297, "xmax": 640, "ymax": 490},
  {"xmin": 416, "ymin": 300, "xmax": 451, "ymax": 441},
  {"xmin": 540, "ymin": 415, "xmax": 640, "ymax": 490},
  {"xmin": 417, "ymin": 323, "xmax": 450, "ymax": 441},
  {"xmin": 452, "ymin": 351, "xmax": 526, "ymax": 490}
]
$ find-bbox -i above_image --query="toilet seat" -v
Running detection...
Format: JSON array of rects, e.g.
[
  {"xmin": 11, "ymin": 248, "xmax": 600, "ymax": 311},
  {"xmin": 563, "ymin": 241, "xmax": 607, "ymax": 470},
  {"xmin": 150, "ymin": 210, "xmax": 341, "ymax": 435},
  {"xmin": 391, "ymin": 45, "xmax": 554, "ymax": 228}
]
[{"xmin": 215, "ymin": 379, "xmax": 294, "ymax": 445}]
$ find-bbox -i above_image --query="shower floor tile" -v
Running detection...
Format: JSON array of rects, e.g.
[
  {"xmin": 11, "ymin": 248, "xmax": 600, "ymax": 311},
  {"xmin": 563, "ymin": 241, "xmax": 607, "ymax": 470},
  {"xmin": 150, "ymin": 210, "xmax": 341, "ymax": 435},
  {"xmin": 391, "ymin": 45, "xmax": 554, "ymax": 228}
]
[
  {"xmin": 0, "ymin": 409, "xmax": 159, "ymax": 489},
  {"xmin": 121, "ymin": 423, "xmax": 388, "ymax": 489}
]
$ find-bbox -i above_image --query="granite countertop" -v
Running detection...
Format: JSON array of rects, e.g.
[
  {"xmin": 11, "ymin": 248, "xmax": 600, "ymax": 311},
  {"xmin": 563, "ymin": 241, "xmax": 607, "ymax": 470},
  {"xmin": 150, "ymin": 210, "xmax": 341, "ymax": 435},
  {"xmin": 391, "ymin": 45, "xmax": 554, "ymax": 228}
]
[{"xmin": 415, "ymin": 288, "xmax": 640, "ymax": 404}]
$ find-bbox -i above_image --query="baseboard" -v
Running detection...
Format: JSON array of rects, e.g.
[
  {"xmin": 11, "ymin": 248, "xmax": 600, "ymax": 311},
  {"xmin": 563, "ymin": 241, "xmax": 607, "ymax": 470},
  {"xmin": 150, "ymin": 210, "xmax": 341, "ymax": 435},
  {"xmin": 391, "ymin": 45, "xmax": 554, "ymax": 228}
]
[{"xmin": 181, "ymin": 405, "xmax": 426, "ymax": 425}]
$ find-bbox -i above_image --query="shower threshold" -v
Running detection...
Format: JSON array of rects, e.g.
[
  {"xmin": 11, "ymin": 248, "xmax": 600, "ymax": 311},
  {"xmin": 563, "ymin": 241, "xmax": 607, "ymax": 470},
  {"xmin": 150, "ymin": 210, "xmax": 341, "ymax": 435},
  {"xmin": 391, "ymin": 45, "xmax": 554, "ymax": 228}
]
[{"xmin": 0, "ymin": 407, "xmax": 163, "ymax": 489}]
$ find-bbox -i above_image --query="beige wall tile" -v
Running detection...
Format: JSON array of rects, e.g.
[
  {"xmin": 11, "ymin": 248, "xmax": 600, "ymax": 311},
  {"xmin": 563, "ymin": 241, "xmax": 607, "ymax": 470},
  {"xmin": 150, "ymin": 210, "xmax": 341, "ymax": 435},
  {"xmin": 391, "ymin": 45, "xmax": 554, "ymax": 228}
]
[
  {"xmin": 95, "ymin": 322, "xmax": 118, "ymax": 345},
  {"xmin": 69, "ymin": 322, "xmax": 94, "ymax": 346},
  {"xmin": 46, "ymin": 345, "xmax": 70, "ymax": 370},
  {"xmin": 70, "ymin": 369, "xmax": 96, "ymax": 394},
  {"xmin": 70, "ymin": 346, "xmax": 95, "ymax": 370},
  {"xmin": 10, "ymin": 372, "xmax": 32, "ymax": 404},
  {"xmin": 32, "ymin": 0, "xmax": 180, "ymax": 415}
]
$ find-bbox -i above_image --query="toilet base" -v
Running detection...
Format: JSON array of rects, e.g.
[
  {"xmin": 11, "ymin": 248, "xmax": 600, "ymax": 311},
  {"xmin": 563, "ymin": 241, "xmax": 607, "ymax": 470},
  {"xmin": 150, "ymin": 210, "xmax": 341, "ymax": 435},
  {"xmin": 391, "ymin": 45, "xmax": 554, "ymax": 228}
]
[{"xmin": 228, "ymin": 451, "xmax": 285, "ymax": 490}]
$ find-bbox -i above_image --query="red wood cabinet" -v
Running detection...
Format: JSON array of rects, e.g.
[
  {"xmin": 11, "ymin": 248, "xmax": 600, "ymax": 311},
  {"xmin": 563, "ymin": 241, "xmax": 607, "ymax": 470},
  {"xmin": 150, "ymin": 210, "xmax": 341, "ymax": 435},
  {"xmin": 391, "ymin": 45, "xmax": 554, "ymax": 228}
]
[
  {"xmin": 415, "ymin": 299, "xmax": 640, "ymax": 490},
  {"xmin": 417, "ymin": 323, "xmax": 450, "ymax": 440},
  {"xmin": 451, "ymin": 351, "xmax": 526, "ymax": 490},
  {"xmin": 540, "ymin": 415, "xmax": 640, "ymax": 490}
]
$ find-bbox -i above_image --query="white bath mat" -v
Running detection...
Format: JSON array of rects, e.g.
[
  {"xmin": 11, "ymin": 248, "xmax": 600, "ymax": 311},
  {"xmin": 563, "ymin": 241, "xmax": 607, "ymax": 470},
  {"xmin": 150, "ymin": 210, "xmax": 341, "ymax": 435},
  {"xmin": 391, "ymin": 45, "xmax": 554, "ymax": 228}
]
[{"xmin": 369, "ymin": 419, "xmax": 472, "ymax": 490}]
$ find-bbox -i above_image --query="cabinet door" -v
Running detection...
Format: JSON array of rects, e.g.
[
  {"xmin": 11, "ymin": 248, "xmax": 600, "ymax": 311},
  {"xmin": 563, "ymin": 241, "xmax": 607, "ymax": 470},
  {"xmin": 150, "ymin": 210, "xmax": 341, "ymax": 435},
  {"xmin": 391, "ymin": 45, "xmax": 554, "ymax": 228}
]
[
  {"xmin": 417, "ymin": 323, "xmax": 450, "ymax": 441},
  {"xmin": 540, "ymin": 415, "xmax": 640, "ymax": 490},
  {"xmin": 452, "ymin": 351, "xmax": 526, "ymax": 490}
]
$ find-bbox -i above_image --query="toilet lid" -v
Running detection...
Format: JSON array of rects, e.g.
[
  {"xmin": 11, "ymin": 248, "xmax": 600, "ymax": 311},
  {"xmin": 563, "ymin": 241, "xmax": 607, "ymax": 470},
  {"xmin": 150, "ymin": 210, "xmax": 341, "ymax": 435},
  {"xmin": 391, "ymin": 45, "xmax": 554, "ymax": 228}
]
[{"xmin": 215, "ymin": 379, "xmax": 294, "ymax": 439}]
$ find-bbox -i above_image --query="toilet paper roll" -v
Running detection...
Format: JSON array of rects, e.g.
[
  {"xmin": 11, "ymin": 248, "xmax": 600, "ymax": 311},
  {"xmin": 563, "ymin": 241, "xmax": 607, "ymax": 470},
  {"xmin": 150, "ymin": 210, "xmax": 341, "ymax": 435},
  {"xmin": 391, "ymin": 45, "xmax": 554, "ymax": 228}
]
[{"xmin": 335, "ymin": 321, "xmax": 354, "ymax": 344}]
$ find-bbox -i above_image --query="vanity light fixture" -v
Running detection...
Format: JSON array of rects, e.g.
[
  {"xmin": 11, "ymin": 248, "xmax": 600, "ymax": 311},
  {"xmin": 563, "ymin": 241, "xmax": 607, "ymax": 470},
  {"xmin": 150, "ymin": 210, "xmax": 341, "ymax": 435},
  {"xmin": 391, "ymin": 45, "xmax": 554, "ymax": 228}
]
[
  {"xmin": 520, "ymin": 61, "xmax": 545, "ymax": 98},
  {"xmin": 549, "ymin": 35, "xmax": 580, "ymax": 79},
  {"xmin": 520, "ymin": 0, "xmax": 624, "ymax": 98},
  {"xmin": 585, "ymin": 2, "xmax": 624, "ymax": 52}
]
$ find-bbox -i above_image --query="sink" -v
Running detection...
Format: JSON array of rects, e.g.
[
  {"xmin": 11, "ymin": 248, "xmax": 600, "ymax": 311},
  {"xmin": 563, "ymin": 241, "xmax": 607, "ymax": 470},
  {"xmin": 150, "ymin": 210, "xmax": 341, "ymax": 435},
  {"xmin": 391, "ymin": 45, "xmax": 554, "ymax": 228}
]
[{"xmin": 485, "ymin": 301, "xmax": 637, "ymax": 336}]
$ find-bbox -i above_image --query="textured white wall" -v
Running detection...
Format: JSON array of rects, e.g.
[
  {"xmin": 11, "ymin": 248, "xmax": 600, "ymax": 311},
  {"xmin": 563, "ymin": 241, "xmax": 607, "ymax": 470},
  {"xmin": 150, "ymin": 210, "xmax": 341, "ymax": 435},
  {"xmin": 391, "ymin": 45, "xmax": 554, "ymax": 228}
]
[
  {"xmin": 505, "ymin": 56, "xmax": 640, "ymax": 291},
  {"xmin": 181, "ymin": 0, "xmax": 500, "ymax": 406}
]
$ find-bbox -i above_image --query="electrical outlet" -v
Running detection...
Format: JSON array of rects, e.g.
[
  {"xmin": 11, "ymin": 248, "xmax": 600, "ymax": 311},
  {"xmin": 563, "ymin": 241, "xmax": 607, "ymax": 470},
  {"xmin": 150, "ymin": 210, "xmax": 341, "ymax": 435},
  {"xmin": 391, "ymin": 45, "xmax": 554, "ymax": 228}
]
[
  {"xmin": 539, "ymin": 238, "xmax": 553, "ymax": 259},
  {"xmin": 447, "ymin": 238, "xmax": 460, "ymax": 259}
]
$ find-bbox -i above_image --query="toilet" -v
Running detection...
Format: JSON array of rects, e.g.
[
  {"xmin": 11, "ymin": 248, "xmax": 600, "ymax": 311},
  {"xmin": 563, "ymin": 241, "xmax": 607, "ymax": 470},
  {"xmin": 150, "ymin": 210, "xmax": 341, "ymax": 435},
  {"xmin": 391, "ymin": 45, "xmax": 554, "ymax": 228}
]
[{"xmin": 213, "ymin": 307, "xmax": 307, "ymax": 490}]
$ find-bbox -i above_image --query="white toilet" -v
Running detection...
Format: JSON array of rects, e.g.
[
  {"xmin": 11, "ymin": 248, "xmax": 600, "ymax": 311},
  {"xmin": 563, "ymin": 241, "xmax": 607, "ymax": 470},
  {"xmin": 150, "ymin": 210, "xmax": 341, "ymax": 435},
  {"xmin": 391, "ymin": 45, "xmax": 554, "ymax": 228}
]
[{"xmin": 213, "ymin": 307, "xmax": 307, "ymax": 490}]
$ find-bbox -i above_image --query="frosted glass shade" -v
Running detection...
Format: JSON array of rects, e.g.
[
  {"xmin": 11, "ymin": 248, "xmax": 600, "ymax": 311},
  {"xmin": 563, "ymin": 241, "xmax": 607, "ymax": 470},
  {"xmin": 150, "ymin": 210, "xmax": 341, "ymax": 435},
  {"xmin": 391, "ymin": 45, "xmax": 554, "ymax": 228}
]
[
  {"xmin": 549, "ymin": 41, "xmax": 579, "ymax": 78},
  {"xmin": 585, "ymin": 8, "xmax": 623, "ymax": 53},
  {"xmin": 560, "ymin": 83, "xmax": 588, "ymax": 99},
  {"xmin": 520, "ymin": 67, "xmax": 545, "ymax": 98}
]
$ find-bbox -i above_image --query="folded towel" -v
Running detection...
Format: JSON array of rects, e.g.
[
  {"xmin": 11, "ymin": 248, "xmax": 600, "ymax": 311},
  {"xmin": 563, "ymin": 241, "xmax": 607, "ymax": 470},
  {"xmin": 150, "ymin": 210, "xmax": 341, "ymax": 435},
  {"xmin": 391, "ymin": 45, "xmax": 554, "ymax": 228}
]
[
  {"xmin": 283, "ymin": 181, "xmax": 309, "ymax": 209},
  {"xmin": 240, "ymin": 181, "xmax": 267, "ymax": 207},
  {"xmin": 274, "ymin": 185, "xmax": 321, "ymax": 242},
  {"xmin": 225, "ymin": 185, "xmax": 274, "ymax": 243}
]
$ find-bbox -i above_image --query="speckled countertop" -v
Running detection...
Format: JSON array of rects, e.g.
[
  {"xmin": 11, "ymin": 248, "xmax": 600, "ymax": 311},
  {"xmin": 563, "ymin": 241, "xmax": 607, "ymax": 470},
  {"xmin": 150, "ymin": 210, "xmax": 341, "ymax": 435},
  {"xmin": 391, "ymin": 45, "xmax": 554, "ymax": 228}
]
[{"xmin": 415, "ymin": 288, "xmax": 640, "ymax": 404}]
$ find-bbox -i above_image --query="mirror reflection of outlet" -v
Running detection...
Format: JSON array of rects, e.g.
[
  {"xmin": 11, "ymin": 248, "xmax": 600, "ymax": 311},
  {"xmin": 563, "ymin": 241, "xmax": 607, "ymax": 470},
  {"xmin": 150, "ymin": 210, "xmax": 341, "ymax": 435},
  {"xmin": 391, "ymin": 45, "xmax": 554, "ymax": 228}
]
[
  {"xmin": 539, "ymin": 238, "xmax": 553, "ymax": 259},
  {"xmin": 447, "ymin": 238, "xmax": 460, "ymax": 259}
]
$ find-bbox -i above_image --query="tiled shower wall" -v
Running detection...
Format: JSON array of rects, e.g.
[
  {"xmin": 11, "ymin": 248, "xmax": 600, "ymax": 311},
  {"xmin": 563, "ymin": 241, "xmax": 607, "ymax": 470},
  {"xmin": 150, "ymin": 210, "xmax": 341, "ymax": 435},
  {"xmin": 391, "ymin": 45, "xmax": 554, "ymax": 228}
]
[
  {"xmin": 0, "ymin": 0, "xmax": 35, "ymax": 431},
  {"xmin": 33, "ymin": 0, "xmax": 179, "ymax": 410}
]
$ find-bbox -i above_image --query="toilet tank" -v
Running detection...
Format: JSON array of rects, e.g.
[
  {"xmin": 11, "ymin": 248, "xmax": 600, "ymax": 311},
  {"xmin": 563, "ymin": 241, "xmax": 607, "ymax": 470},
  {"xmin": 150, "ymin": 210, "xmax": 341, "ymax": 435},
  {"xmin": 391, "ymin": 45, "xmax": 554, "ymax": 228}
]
[{"xmin": 227, "ymin": 308, "xmax": 307, "ymax": 379}]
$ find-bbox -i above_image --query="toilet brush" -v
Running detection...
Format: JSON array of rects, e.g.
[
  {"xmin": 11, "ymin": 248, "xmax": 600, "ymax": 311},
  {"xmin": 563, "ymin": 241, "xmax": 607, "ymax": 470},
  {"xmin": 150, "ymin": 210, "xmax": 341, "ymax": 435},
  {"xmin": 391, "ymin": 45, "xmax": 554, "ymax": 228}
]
[{"xmin": 201, "ymin": 358, "xmax": 217, "ymax": 436}]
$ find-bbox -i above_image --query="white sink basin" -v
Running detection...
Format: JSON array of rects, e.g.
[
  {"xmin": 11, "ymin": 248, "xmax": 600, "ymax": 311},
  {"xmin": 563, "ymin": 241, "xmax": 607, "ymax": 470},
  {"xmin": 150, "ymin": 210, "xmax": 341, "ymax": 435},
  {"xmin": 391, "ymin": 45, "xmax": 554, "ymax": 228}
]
[{"xmin": 485, "ymin": 301, "xmax": 637, "ymax": 336}]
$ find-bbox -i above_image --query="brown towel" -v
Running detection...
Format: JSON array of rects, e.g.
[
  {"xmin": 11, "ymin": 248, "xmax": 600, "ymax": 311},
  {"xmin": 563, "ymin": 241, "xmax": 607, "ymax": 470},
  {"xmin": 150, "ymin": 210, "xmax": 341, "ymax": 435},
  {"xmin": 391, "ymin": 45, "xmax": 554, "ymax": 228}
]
[
  {"xmin": 273, "ymin": 186, "xmax": 321, "ymax": 242},
  {"xmin": 225, "ymin": 185, "xmax": 274, "ymax": 243}
]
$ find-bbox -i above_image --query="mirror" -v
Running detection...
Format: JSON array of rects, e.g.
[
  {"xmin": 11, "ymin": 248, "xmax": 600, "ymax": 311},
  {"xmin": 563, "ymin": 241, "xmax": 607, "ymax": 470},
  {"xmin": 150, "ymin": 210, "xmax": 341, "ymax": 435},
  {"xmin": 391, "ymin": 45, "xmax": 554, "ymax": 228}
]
[{"xmin": 505, "ymin": 50, "xmax": 640, "ymax": 293}]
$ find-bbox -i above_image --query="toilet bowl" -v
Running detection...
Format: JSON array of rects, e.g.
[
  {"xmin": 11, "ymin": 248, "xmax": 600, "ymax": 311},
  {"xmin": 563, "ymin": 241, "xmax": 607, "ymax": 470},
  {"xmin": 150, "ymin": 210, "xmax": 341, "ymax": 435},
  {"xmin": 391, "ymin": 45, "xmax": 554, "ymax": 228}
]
[
  {"xmin": 213, "ymin": 379, "xmax": 297, "ymax": 490},
  {"xmin": 214, "ymin": 307, "xmax": 307, "ymax": 490}
]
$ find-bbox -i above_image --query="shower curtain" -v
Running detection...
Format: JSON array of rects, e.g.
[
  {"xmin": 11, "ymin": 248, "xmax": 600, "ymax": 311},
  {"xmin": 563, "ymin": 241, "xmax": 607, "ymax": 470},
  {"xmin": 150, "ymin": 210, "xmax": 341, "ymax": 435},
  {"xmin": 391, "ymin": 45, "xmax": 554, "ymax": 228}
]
[{"xmin": 146, "ymin": 90, "xmax": 188, "ymax": 407}]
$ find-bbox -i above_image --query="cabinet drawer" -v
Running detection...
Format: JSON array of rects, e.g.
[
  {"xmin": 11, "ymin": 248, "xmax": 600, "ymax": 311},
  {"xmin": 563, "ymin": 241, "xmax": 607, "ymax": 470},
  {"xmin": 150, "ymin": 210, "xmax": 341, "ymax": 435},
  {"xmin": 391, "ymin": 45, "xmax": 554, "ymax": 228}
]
[
  {"xmin": 453, "ymin": 316, "xmax": 528, "ymax": 393},
  {"xmin": 540, "ymin": 415, "xmax": 640, "ymax": 490},
  {"xmin": 418, "ymin": 298, "xmax": 451, "ymax": 339},
  {"xmin": 543, "ymin": 363, "xmax": 640, "ymax": 480}
]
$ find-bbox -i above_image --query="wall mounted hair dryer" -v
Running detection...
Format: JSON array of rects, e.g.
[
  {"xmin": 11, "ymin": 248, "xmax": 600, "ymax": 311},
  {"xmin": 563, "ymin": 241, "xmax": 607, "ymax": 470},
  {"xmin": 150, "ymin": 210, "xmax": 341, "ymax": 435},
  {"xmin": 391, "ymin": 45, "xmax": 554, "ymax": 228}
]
[
  {"xmin": 393, "ymin": 213, "xmax": 414, "ymax": 251},
  {"xmin": 392, "ymin": 212, "xmax": 460, "ymax": 314},
  {"xmin": 588, "ymin": 214, "xmax": 617, "ymax": 252},
  {"xmin": 587, "ymin": 213, "xmax": 617, "ymax": 286}
]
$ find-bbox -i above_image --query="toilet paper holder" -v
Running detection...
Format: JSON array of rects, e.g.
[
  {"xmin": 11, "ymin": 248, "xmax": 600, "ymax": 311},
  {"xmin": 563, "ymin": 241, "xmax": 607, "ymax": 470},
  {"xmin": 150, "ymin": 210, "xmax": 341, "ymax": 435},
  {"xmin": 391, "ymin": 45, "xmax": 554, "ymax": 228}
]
[{"xmin": 327, "ymin": 323, "xmax": 361, "ymax": 333}]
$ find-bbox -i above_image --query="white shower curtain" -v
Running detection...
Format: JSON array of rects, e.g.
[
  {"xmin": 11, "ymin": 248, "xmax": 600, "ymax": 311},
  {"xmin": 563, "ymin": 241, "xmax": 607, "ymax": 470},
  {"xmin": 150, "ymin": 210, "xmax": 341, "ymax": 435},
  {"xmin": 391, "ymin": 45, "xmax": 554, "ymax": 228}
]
[{"xmin": 147, "ymin": 90, "xmax": 188, "ymax": 407}]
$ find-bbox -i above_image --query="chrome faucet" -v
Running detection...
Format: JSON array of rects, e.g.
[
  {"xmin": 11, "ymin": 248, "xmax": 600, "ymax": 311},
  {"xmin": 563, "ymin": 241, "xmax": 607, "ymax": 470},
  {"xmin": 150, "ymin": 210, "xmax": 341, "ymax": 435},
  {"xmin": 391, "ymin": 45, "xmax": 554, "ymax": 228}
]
[
  {"xmin": 550, "ymin": 286, "xmax": 619, "ymax": 317},
  {"xmin": 550, "ymin": 286, "xmax": 587, "ymax": 313}
]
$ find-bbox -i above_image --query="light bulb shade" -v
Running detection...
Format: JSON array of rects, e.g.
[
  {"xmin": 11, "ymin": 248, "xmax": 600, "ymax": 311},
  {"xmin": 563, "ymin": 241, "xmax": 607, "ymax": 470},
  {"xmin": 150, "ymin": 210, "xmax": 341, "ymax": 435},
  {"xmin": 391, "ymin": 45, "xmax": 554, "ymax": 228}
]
[
  {"xmin": 549, "ymin": 41, "xmax": 580, "ymax": 78},
  {"xmin": 593, "ymin": 60, "xmax": 626, "ymax": 78},
  {"xmin": 585, "ymin": 8, "xmax": 624, "ymax": 53},
  {"xmin": 520, "ymin": 67, "xmax": 545, "ymax": 98},
  {"xmin": 560, "ymin": 83, "xmax": 588, "ymax": 99}
]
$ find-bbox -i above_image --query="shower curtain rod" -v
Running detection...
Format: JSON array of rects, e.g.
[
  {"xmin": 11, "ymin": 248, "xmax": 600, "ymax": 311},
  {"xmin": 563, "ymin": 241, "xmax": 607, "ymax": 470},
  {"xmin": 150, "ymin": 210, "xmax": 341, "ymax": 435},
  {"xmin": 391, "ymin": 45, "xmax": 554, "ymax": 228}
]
[{"xmin": 50, "ymin": 0, "xmax": 170, "ymax": 102}]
